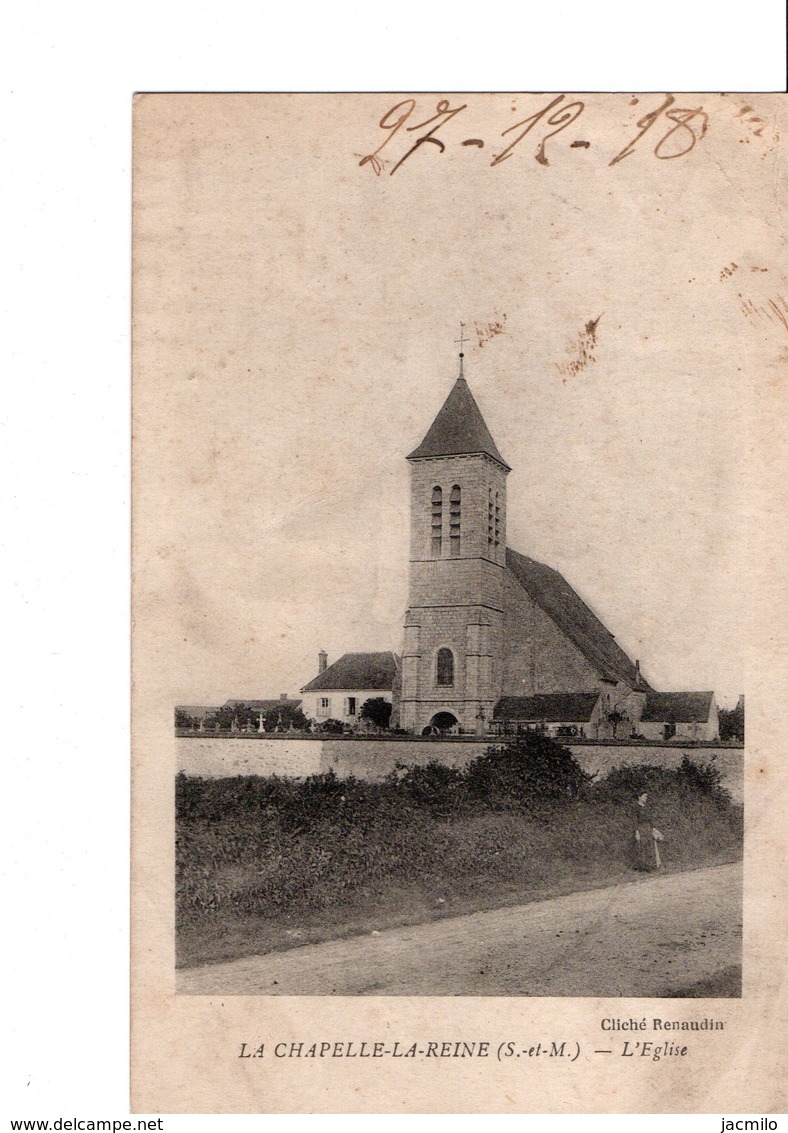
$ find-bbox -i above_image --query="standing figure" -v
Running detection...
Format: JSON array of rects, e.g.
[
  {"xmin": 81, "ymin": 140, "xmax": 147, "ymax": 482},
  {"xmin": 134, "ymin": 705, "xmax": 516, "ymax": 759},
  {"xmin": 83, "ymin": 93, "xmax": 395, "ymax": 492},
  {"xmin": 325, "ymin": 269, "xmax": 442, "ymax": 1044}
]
[{"xmin": 633, "ymin": 791, "xmax": 664, "ymax": 871}]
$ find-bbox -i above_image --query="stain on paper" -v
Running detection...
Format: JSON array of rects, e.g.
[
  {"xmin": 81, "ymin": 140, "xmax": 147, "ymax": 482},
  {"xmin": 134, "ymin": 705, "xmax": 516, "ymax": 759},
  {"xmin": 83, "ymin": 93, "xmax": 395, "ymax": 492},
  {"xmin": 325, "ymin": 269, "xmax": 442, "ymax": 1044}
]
[{"xmin": 557, "ymin": 315, "xmax": 602, "ymax": 378}]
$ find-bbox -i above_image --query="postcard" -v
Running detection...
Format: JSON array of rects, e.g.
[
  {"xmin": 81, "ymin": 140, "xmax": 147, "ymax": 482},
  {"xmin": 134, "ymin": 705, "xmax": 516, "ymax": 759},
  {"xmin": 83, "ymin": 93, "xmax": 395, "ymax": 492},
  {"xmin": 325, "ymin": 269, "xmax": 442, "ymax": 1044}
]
[{"xmin": 132, "ymin": 92, "xmax": 787, "ymax": 1113}]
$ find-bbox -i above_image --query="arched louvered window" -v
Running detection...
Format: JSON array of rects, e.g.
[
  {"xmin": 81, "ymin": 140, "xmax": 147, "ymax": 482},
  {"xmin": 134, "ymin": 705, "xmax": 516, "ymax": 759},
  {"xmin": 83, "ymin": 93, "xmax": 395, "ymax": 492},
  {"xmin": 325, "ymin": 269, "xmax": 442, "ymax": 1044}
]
[
  {"xmin": 436, "ymin": 647, "xmax": 454, "ymax": 687},
  {"xmin": 487, "ymin": 487, "xmax": 501, "ymax": 550},
  {"xmin": 449, "ymin": 484, "xmax": 461, "ymax": 556},
  {"xmin": 431, "ymin": 486, "xmax": 442, "ymax": 557}
]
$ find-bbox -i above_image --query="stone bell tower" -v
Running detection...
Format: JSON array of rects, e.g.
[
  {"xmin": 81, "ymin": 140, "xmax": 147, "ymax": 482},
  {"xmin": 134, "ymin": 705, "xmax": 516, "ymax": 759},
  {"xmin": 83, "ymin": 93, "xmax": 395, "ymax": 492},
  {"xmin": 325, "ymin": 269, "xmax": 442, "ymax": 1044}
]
[{"xmin": 399, "ymin": 350, "xmax": 510, "ymax": 734}]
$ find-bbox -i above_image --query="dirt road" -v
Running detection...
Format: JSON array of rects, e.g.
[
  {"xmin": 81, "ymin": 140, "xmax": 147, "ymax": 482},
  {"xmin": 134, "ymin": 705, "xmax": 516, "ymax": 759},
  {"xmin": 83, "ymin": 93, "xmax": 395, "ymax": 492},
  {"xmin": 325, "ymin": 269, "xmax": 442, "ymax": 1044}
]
[{"xmin": 177, "ymin": 862, "xmax": 742, "ymax": 997}]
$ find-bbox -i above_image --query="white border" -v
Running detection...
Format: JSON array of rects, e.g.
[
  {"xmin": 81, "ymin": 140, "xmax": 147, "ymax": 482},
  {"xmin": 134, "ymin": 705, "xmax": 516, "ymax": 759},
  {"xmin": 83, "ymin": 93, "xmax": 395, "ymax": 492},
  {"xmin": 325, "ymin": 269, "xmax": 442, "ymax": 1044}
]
[{"xmin": 4, "ymin": 0, "xmax": 785, "ymax": 1123}]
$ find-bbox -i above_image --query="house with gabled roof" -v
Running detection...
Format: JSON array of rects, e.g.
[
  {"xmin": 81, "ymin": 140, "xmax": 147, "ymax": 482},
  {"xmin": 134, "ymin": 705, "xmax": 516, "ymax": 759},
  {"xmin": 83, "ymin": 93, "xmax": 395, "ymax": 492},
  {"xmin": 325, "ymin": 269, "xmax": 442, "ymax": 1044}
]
[
  {"xmin": 638, "ymin": 691, "xmax": 719, "ymax": 742},
  {"xmin": 300, "ymin": 651, "xmax": 399, "ymax": 727},
  {"xmin": 397, "ymin": 349, "xmax": 717, "ymax": 738}
]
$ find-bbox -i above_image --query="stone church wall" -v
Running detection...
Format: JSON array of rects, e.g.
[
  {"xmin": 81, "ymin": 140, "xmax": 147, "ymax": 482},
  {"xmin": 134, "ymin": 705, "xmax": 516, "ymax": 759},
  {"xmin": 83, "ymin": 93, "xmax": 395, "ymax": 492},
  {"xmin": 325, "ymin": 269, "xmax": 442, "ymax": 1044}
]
[
  {"xmin": 403, "ymin": 450, "xmax": 510, "ymax": 733},
  {"xmin": 407, "ymin": 558, "xmax": 504, "ymax": 610},
  {"xmin": 176, "ymin": 735, "xmax": 743, "ymax": 802},
  {"xmin": 499, "ymin": 568, "xmax": 603, "ymax": 696},
  {"xmin": 409, "ymin": 452, "xmax": 507, "ymax": 566},
  {"xmin": 401, "ymin": 604, "xmax": 502, "ymax": 716}
]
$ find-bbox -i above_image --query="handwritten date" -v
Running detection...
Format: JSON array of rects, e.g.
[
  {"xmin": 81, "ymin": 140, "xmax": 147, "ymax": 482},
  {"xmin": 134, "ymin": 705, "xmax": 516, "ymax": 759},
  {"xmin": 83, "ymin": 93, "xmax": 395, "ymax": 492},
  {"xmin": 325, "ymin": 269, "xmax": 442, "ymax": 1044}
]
[{"xmin": 359, "ymin": 95, "xmax": 709, "ymax": 175}]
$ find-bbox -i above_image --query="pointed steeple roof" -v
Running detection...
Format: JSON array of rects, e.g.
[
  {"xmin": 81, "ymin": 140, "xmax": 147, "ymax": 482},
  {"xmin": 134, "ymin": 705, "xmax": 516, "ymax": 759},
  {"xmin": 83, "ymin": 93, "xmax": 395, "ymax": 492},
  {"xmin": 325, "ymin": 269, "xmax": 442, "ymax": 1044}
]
[{"xmin": 407, "ymin": 374, "xmax": 510, "ymax": 469}]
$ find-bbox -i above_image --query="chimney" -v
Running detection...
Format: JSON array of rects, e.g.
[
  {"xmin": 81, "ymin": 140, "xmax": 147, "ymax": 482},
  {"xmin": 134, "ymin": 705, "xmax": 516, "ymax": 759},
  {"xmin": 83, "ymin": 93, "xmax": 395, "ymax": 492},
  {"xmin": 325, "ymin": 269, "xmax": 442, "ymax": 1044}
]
[
  {"xmin": 318, "ymin": 650, "xmax": 328, "ymax": 674},
  {"xmin": 635, "ymin": 659, "xmax": 641, "ymax": 684},
  {"xmin": 279, "ymin": 693, "xmax": 288, "ymax": 702}
]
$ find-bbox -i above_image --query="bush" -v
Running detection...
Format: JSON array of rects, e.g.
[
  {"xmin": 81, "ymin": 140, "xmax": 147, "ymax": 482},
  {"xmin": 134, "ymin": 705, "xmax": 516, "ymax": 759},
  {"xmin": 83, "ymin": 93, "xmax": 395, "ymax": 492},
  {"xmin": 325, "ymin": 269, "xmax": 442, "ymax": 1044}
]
[
  {"xmin": 466, "ymin": 733, "xmax": 594, "ymax": 810},
  {"xmin": 592, "ymin": 756, "xmax": 731, "ymax": 807},
  {"xmin": 675, "ymin": 753, "xmax": 730, "ymax": 804},
  {"xmin": 390, "ymin": 761, "xmax": 468, "ymax": 816},
  {"xmin": 591, "ymin": 762, "xmax": 678, "ymax": 803},
  {"xmin": 320, "ymin": 718, "xmax": 346, "ymax": 734},
  {"xmin": 176, "ymin": 749, "xmax": 742, "ymax": 943}
]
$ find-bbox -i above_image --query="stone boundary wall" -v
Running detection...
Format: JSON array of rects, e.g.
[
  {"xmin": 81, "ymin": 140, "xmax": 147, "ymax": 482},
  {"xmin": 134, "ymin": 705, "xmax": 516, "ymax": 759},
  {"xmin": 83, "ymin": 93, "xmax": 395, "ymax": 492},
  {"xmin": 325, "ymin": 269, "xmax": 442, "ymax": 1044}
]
[{"xmin": 177, "ymin": 736, "xmax": 744, "ymax": 802}]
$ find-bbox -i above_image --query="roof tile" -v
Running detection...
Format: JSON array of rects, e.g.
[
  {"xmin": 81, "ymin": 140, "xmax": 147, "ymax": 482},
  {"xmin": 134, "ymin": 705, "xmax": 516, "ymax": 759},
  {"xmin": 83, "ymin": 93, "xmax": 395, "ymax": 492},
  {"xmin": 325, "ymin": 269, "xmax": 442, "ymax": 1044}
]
[
  {"xmin": 224, "ymin": 699, "xmax": 302, "ymax": 711},
  {"xmin": 641, "ymin": 691, "xmax": 715, "ymax": 723},
  {"xmin": 506, "ymin": 548, "xmax": 646, "ymax": 688},
  {"xmin": 407, "ymin": 377, "xmax": 510, "ymax": 468},
  {"xmin": 494, "ymin": 692, "xmax": 601, "ymax": 722},
  {"xmin": 302, "ymin": 652, "xmax": 399, "ymax": 692}
]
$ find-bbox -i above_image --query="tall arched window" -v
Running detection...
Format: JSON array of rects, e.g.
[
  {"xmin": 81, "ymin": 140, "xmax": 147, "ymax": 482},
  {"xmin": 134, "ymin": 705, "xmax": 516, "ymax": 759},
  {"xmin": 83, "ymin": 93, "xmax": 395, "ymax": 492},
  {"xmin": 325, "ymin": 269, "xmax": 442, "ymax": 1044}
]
[
  {"xmin": 431, "ymin": 486, "xmax": 442, "ymax": 557},
  {"xmin": 436, "ymin": 647, "xmax": 454, "ymax": 687},
  {"xmin": 449, "ymin": 484, "xmax": 461, "ymax": 556}
]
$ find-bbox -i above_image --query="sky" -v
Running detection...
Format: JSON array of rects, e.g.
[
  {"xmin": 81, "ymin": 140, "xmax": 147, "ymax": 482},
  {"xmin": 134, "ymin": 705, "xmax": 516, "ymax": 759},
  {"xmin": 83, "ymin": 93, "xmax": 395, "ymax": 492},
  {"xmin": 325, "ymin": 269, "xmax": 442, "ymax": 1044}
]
[{"xmin": 134, "ymin": 93, "xmax": 786, "ymax": 711}]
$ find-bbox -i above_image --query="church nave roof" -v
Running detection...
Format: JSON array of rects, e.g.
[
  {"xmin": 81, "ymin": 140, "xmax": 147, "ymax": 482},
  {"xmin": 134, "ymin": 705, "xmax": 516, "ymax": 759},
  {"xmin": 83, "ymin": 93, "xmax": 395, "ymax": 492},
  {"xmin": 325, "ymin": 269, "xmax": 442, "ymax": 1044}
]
[{"xmin": 506, "ymin": 547, "xmax": 647, "ymax": 690}]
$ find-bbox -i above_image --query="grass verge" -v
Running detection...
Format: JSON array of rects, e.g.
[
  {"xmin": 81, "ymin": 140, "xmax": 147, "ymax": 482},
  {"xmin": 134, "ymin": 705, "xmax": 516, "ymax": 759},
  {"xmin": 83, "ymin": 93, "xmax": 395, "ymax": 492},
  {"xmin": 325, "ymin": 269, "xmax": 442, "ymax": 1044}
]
[{"xmin": 176, "ymin": 748, "xmax": 743, "ymax": 969}]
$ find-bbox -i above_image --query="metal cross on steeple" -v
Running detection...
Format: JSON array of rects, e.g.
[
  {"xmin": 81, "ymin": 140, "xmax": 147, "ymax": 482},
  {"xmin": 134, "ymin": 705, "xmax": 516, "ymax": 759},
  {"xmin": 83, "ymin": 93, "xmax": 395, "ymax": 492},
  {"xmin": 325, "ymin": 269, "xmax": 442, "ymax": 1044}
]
[{"xmin": 455, "ymin": 322, "xmax": 468, "ymax": 377}]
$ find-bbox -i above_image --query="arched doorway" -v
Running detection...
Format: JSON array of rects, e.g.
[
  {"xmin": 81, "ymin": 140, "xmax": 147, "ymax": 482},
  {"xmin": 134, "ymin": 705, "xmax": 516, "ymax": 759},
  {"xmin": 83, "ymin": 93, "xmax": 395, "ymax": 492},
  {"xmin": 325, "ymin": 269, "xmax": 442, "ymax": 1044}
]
[{"xmin": 429, "ymin": 711, "xmax": 459, "ymax": 734}]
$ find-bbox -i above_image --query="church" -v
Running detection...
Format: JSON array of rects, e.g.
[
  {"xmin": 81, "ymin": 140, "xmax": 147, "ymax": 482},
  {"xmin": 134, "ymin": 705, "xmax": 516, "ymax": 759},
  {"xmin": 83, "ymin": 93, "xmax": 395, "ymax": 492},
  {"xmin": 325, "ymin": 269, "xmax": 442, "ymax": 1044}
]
[{"xmin": 301, "ymin": 348, "xmax": 719, "ymax": 743}]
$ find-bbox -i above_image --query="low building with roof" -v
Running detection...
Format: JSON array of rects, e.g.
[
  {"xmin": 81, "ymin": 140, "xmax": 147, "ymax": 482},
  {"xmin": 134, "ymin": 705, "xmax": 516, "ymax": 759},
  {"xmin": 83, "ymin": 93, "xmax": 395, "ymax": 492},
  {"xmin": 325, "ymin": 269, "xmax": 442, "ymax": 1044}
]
[
  {"xmin": 492, "ymin": 692, "xmax": 604, "ymax": 739},
  {"xmin": 175, "ymin": 705, "xmax": 218, "ymax": 730},
  {"xmin": 637, "ymin": 691, "xmax": 719, "ymax": 742},
  {"xmin": 223, "ymin": 695, "xmax": 302, "ymax": 715},
  {"xmin": 175, "ymin": 694, "xmax": 303, "ymax": 732},
  {"xmin": 300, "ymin": 651, "xmax": 399, "ymax": 727}
]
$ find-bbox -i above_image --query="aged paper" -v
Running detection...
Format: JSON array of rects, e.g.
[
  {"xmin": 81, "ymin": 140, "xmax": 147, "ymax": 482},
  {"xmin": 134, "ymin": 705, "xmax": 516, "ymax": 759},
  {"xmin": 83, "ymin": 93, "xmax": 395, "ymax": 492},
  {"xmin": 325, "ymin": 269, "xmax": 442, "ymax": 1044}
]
[{"xmin": 132, "ymin": 93, "xmax": 787, "ymax": 1113}]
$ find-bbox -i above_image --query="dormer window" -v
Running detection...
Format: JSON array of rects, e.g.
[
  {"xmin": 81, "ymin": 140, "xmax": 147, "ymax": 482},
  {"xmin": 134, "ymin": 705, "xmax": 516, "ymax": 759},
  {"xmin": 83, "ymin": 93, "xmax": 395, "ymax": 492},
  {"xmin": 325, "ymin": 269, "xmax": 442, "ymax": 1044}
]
[{"xmin": 431, "ymin": 486, "xmax": 442, "ymax": 557}]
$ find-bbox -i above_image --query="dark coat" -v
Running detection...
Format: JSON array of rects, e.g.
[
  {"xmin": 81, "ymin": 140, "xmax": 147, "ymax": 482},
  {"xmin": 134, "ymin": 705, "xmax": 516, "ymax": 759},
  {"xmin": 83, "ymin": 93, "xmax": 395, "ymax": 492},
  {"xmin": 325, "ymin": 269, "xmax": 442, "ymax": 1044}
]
[{"xmin": 633, "ymin": 802, "xmax": 661, "ymax": 871}]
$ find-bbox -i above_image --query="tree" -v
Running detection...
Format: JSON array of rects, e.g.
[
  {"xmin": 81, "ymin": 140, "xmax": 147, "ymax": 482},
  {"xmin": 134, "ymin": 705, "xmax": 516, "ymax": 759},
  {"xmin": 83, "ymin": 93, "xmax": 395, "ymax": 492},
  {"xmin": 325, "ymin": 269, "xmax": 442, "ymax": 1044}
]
[
  {"xmin": 232, "ymin": 702, "xmax": 258, "ymax": 729},
  {"xmin": 263, "ymin": 703, "xmax": 310, "ymax": 732},
  {"xmin": 607, "ymin": 709, "xmax": 625, "ymax": 738},
  {"xmin": 360, "ymin": 697, "xmax": 392, "ymax": 730},
  {"xmin": 213, "ymin": 704, "xmax": 237, "ymax": 731},
  {"xmin": 719, "ymin": 701, "xmax": 744, "ymax": 742}
]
